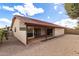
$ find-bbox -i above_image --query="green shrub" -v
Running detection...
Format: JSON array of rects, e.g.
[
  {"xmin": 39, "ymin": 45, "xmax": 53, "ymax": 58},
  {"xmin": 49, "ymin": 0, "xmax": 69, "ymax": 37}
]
[{"xmin": 0, "ymin": 29, "xmax": 5, "ymax": 43}]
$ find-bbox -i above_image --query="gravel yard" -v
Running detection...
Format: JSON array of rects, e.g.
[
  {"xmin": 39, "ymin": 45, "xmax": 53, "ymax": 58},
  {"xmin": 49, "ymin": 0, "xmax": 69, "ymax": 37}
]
[{"xmin": 0, "ymin": 34, "xmax": 79, "ymax": 56}]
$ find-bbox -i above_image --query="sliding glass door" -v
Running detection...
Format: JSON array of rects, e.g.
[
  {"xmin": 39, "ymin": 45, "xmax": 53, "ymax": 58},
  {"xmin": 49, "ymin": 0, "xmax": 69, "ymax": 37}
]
[
  {"xmin": 34, "ymin": 28, "xmax": 41, "ymax": 38},
  {"xmin": 47, "ymin": 28, "xmax": 53, "ymax": 36}
]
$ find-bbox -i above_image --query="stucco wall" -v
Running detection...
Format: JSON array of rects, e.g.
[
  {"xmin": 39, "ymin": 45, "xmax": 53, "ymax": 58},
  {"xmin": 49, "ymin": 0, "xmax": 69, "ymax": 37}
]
[
  {"xmin": 54, "ymin": 28, "xmax": 64, "ymax": 37},
  {"xmin": 12, "ymin": 19, "xmax": 27, "ymax": 45}
]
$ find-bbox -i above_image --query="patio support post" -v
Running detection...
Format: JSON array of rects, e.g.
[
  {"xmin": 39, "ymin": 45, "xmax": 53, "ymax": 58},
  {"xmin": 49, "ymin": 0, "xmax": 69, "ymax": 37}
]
[
  {"xmin": 45, "ymin": 28, "xmax": 47, "ymax": 40},
  {"xmin": 33, "ymin": 27, "xmax": 35, "ymax": 38},
  {"xmin": 26, "ymin": 25, "xmax": 28, "ymax": 45},
  {"xmin": 53, "ymin": 28, "xmax": 55, "ymax": 38}
]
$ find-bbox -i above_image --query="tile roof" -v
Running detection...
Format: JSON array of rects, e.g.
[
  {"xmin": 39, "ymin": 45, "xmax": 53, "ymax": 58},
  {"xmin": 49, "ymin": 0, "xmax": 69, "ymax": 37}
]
[{"xmin": 11, "ymin": 15, "xmax": 66, "ymax": 28}]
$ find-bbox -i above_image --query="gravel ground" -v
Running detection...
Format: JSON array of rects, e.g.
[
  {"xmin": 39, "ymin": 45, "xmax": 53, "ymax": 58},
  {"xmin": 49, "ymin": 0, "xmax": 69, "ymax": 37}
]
[{"xmin": 0, "ymin": 34, "xmax": 79, "ymax": 56}]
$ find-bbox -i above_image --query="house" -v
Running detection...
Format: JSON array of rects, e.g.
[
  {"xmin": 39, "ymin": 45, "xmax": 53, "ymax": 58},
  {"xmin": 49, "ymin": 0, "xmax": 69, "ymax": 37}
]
[{"xmin": 11, "ymin": 15, "xmax": 65, "ymax": 45}]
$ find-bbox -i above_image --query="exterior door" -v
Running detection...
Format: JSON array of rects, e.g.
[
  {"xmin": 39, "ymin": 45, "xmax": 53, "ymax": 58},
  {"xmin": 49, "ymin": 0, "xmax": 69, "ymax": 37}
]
[
  {"xmin": 47, "ymin": 28, "xmax": 53, "ymax": 36},
  {"xmin": 34, "ymin": 28, "xmax": 41, "ymax": 38}
]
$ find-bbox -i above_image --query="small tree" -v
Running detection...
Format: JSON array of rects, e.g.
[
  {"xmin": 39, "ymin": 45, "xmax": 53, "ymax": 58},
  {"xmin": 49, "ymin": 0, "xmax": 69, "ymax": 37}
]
[
  {"xmin": 0, "ymin": 29, "xmax": 8, "ymax": 43},
  {"xmin": 65, "ymin": 3, "xmax": 79, "ymax": 19},
  {"xmin": 0, "ymin": 29, "xmax": 5, "ymax": 43},
  {"xmin": 65, "ymin": 3, "xmax": 79, "ymax": 29}
]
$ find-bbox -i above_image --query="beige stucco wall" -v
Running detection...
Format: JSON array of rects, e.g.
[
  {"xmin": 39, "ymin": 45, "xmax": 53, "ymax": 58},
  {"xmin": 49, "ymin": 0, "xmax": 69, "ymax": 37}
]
[
  {"xmin": 12, "ymin": 19, "xmax": 27, "ymax": 45},
  {"xmin": 54, "ymin": 28, "xmax": 64, "ymax": 37}
]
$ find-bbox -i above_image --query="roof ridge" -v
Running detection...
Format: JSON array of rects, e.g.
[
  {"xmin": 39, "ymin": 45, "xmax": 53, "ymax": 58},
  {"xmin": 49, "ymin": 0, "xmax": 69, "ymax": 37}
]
[
  {"xmin": 14, "ymin": 15, "xmax": 59, "ymax": 26},
  {"xmin": 11, "ymin": 15, "xmax": 66, "ymax": 28}
]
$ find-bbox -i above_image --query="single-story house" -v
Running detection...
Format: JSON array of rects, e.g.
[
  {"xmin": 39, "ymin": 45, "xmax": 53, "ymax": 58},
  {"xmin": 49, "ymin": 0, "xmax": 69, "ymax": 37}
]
[{"xmin": 11, "ymin": 15, "xmax": 65, "ymax": 45}]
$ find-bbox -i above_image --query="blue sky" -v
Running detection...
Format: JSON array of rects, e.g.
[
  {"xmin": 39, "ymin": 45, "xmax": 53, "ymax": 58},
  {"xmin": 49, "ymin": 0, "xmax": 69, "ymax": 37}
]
[{"xmin": 0, "ymin": 3, "xmax": 78, "ymax": 28}]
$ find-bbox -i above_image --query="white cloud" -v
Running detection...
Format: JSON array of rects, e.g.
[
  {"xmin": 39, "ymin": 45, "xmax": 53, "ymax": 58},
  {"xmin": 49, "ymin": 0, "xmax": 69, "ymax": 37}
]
[
  {"xmin": 53, "ymin": 3, "xmax": 64, "ymax": 15},
  {"xmin": 0, "ymin": 25, "xmax": 6, "ymax": 28},
  {"xmin": 0, "ymin": 18, "xmax": 11, "ymax": 28},
  {"xmin": 47, "ymin": 16, "xmax": 50, "ymax": 19},
  {"xmin": 53, "ymin": 3, "xmax": 64, "ymax": 5},
  {"xmin": 53, "ymin": 3, "xmax": 62, "ymax": 10},
  {"xmin": 0, "ymin": 18, "xmax": 11, "ymax": 23},
  {"xmin": 13, "ymin": 12, "xmax": 23, "ymax": 16},
  {"xmin": 2, "ymin": 3, "xmax": 44, "ymax": 16},
  {"xmin": 14, "ymin": 3, "xmax": 44, "ymax": 16},
  {"xmin": 54, "ymin": 5, "xmax": 58, "ymax": 10},
  {"xmin": 54, "ymin": 18, "xmax": 78, "ymax": 28},
  {"xmin": 2, "ymin": 6, "xmax": 14, "ymax": 11},
  {"xmin": 14, "ymin": 6, "xmax": 26, "ymax": 16},
  {"xmin": 53, "ymin": 3, "xmax": 61, "ymax": 5},
  {"xmin": 58, "ymin": 11, "xmax": 63, "ymax": 14}
]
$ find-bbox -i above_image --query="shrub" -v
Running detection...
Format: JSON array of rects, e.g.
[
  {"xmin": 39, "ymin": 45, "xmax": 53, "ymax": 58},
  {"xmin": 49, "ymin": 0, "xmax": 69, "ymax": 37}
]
[{"xmin": 0, "ymin": 29, "xmax": 6, "ymax": 43}]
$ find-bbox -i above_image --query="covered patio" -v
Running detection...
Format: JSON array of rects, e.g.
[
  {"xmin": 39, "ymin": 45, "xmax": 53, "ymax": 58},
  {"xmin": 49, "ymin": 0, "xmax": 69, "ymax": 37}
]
[{"xmin": 25, "ymin": 23, "xmax": 55, "ymax": 44}]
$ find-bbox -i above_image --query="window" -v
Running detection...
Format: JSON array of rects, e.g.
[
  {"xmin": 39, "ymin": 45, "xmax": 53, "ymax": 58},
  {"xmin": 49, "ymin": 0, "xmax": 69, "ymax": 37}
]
[
  {"xmin": 47, "ymin": 29, "xmax": 52, "ymax": 36},
  {"xmin": 19, "ymin": 21, "xmax": 26, "ymax": 31},
  {"xmin": 20, "ymin": 27, "xmax": 26, "ymax": 31},
  {"xmin": 14, "ymin": 27, "xmax": 16, "ymax": 32},
  {"xmin": 27, "ymin": 28, "xmax": 33, "ymax": 37}
]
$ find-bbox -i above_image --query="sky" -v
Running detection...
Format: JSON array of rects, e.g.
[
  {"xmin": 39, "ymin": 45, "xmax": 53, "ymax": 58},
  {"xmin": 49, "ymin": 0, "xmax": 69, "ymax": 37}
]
[{"xmin": 0, "ymin": 3, "xmax": 78, "ymax": 28}]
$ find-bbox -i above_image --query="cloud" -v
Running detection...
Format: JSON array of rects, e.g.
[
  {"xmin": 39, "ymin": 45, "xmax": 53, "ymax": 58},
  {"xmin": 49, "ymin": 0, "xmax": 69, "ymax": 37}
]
[
  {"xmin": 14, "ymin": 5, "xmax": 26, "ymax": 16},
  {"xmin": 53, "ymin": 3, "xmax": 65, "ymax": 15},
  {"xmin": 47, "ymin": 16, "xmax": 50, "ymax": 19},
  {"xmin": 0, "ymin": 3, "xmax": 44, "ymax": 28},
  {"xmin": 53, "ymin": 3, "xmax": 64, "ymax": 5},
  {"xmin": 53, "ymin": 3, "xmax": 61, "ymax": 5},
  {"xmin": 2, "ymin": 3, "xmax": 44, "ymax": 16},
  {"xmin": 2, "ymin": 6, "xmax": 14, "ymax": 11},
  {"xmin": 53, "ymin": 3, "xmax": 62, "ymax": 10},
  {"xmin": 54, "ymin": 5, "xmax": 58, "ymax": 10},
  {"xmin": 54, "ymin": 18, "xmax": 78, "ymax": 28},
  {"xmin": 13, "ymin": 12, "xmax": 23, "ymax": 16},
  {"xmin": 58, "ymin": 11, "xmax": 63, "ymax": 14},
  {"xmin": 14, "ymin": 3, "xmax": 44, "ymax": 16},
  {"xmin": 0, "ymin": 18, "xmax": 11, "ymax": 28},
  {"xmin": 0, "ymin": 18, "xmax": 11, "ymax": 23}
]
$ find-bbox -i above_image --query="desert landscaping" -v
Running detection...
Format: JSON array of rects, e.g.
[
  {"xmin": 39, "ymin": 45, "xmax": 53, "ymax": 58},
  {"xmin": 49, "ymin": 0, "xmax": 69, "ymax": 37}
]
[
  {"xmin": 0, "ymin": 34, "xmax": 79, "ymax": 56},
  {"xmin": 1, "ymin": 3, "xmax": 79, "ymax": 56}
]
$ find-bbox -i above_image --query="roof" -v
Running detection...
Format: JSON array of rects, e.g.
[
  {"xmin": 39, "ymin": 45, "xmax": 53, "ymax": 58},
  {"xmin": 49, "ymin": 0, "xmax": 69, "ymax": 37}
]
[{"xmin": 11, "ymin": 15, "xmax": 66, "ymax": 29}]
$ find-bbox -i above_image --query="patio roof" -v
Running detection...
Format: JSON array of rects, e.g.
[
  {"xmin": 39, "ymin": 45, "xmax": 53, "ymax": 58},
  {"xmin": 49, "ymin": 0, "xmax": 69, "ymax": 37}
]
[{"xmin": 11, "ymin": 15, "xmax": 66, "ymax": 28}]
